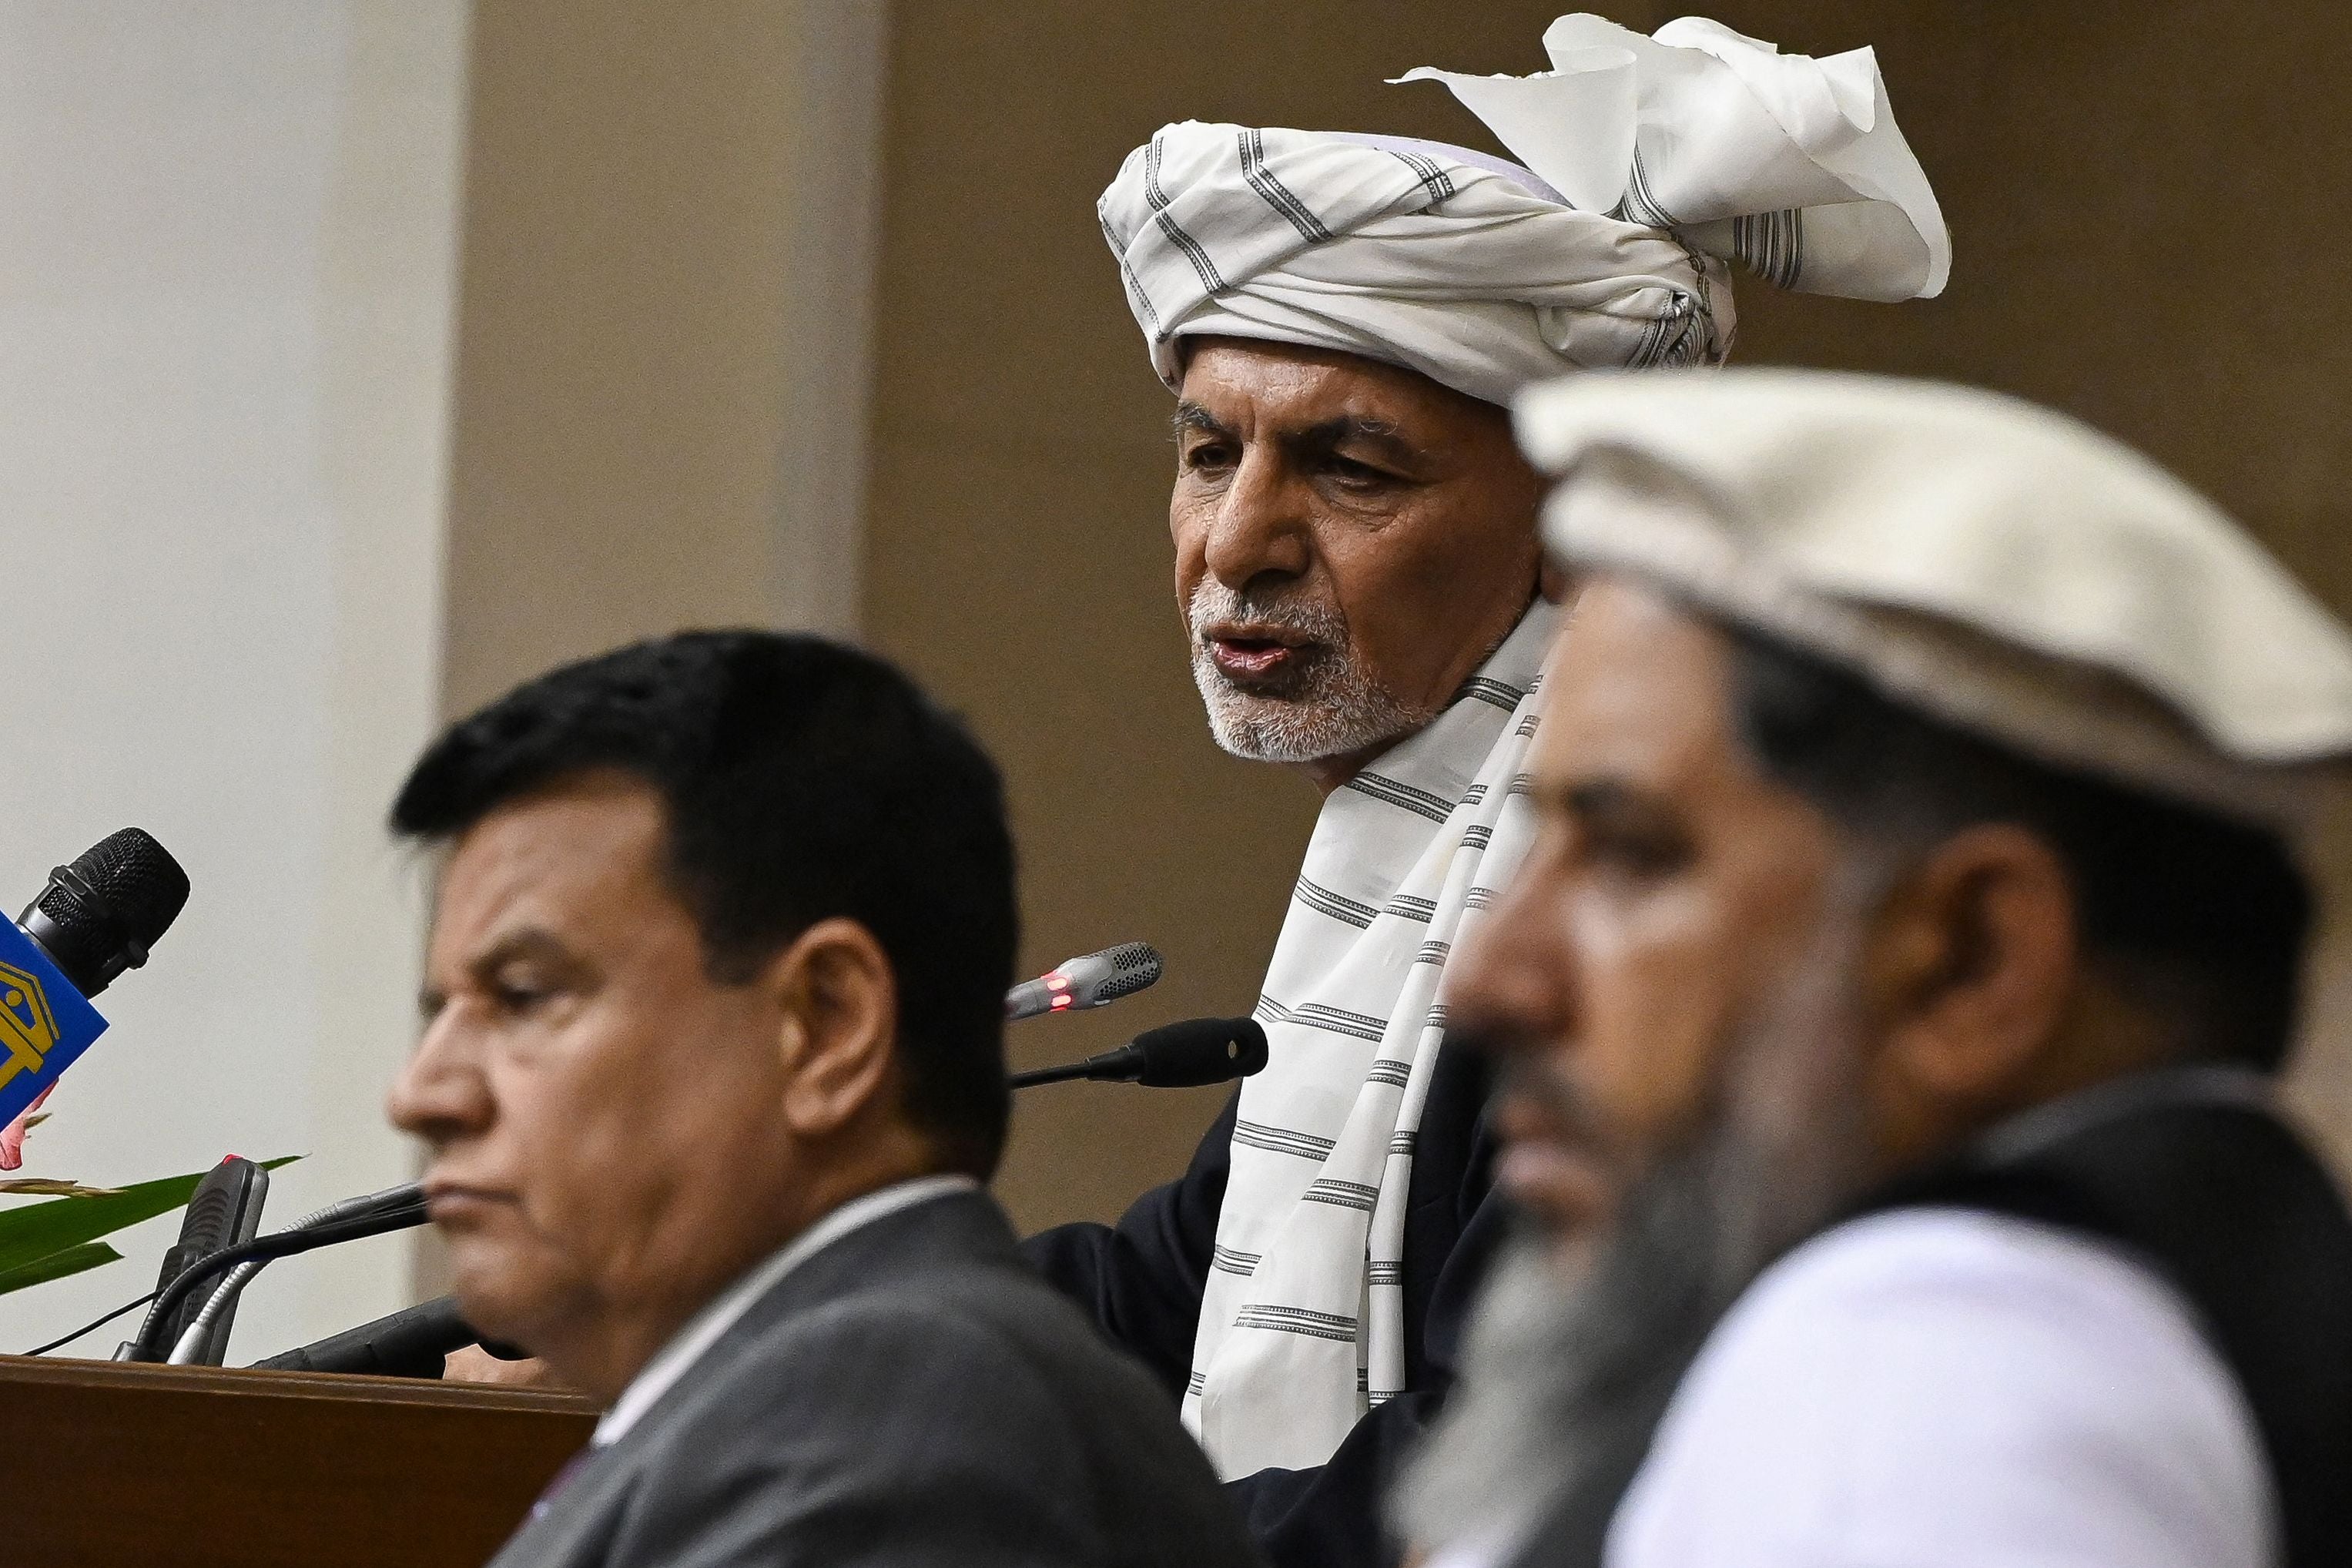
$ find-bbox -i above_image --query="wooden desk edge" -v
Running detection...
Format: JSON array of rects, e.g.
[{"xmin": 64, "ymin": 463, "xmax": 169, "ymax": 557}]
[{"xmin": 0, "ymin": 1352, "xmax": 601, "ymax": 1416}]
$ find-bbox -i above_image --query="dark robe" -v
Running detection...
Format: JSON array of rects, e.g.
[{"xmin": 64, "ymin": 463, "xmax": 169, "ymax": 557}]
[{"xmin": 1024, "ymin": 1042, "xmax": 1505, "ymax": 1568}]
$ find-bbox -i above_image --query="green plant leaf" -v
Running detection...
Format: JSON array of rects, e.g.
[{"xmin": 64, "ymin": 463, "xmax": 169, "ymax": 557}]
[
  {"xmin": 0, "ymin": 1156, "xmax": 300, "ymax": 1277},
  {"xmin": 0, "ymin": 1240, "xmax": 122, "ymax": 1295}
]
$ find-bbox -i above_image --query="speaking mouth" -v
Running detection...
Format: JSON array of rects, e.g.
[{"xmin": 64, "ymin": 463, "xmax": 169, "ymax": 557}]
[{"xmin": 1201, "ymin": 625, "xmax": 1331, "ymax": 691}]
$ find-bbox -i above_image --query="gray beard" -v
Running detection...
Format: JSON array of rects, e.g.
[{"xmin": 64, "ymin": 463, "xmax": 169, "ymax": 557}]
[
  {"xmin": 1390, "ymin": 1133, "xmax": 1790, "ymax": 1563},
  {"xmin": 1183, "ymin": 578, "xmax": 1442, "ymax": 765},
  {"xmin": 1395, "ymin": 880, "xmax": 1879, "ymax": 1564},
  {"xmin": 1193, "ymin": 648, "xmax": 1433, "ymax": 764}
]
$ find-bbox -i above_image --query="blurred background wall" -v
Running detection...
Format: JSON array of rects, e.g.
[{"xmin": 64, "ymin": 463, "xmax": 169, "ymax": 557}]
[{"xmin": 4, "ymin": 0, "xmax": 2349, "ymax": 1356}]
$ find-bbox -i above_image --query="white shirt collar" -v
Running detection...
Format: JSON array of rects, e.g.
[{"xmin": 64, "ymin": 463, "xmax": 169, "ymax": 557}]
[{"xmin": 592, "ymin": 1173, "xmax": 979, "ymax": 1447}]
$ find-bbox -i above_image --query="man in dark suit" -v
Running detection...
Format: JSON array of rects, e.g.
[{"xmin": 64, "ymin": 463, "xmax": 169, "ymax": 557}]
[{"xmin": 384, "ymin": 631, "xmax": 1262, "ymax": 1568}]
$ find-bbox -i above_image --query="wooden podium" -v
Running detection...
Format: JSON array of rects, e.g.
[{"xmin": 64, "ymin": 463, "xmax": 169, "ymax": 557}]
[{"xmin": 2, "ymin": 1354, "xmax": 598, "ymax": 1566}]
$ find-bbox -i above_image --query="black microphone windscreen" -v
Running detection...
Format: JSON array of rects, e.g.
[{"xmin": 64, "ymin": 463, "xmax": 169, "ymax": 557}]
[
  {"xmin": 1131, "ymin": 1017, "xmax": 1269, "ymax": 1088},
  {"xmin": 255, "ymin": 1295, "xmax": 476, "ymax": 1379},
  {"xmin": 24, "ymin": 829, "xmax": 189, "ymax": 995}
]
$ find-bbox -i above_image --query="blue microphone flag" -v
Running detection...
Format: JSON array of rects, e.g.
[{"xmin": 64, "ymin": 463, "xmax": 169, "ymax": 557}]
[{"xmin": 0, "ymin": 917, "xmax": 109, "ymax": 1127}]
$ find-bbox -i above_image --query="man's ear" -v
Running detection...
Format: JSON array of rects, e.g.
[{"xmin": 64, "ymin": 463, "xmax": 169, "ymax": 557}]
[
  {"xmin": 766, "ymin": 917, "xmax": 900, "ymax": 1140},
  {"xmin": 1860, "ymin": 823, "xmax": 2079, "ymax": 1149}
]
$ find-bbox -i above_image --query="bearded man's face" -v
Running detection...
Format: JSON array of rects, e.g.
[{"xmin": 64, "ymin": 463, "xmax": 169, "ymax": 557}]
[
  {"xmin": 1447, "ymin": 577, "xmax": 1885, "ymax": 1244},
  {"xmin": 1399, "ymin": 578, "xmax": 1891, "ymax": 1558},
  {"xmin": 1168, "ymin": 337, "xmax": 1547, "ymax": 782}
]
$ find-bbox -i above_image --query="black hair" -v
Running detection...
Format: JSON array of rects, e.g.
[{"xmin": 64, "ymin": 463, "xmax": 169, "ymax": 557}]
[
  {"xmin": 391, "ymin": 630, "xmax": 1017, "ymax": 1176},
  {"xmin": 1724, "ymin": 625, "xmax": 2311, "ymax": 1070}
]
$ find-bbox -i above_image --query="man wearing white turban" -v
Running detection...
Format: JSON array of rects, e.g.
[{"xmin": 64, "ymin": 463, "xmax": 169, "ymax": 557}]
[{"xmin": 1027, "ymin": 16, "xmax": 1948, "ymax": 1568}]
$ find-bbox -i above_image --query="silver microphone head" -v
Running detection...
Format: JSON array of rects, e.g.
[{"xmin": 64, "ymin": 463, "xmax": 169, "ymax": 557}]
[{"xmin": 1005, "ymin": 941, "xmax": 1164, "ymax": 1020}]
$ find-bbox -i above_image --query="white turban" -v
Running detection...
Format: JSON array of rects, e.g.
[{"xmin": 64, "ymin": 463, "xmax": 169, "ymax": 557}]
[
  {"xmin": 1516, "ymin": 370, "xmax": 2352, "ymax": 831},
  {"xmin": 1100, "ymin": 14, "xmax": 1950, "ymax": 407}
]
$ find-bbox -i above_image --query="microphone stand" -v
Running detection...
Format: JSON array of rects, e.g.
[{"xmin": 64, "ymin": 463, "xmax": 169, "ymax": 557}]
[
  {"xmin": 1007, "ymin": 1050, "xmax": 1145, "ymax": 1089},
  {"xmin": 123, "ymin": 1191, "xmax": 430, "ymax": 1363},
  {"xmin": 1009, "ymin": 1017, "xmax": 1266, "ymax": 1090}
]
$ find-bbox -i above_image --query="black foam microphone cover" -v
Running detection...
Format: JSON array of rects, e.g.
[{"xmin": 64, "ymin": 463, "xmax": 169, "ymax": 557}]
[
  {"xmin": 254, "ymin": 1295, "xmax": 532, "ymax": 1378},
  {"xmin": 18, "ymin": 828, "xmax": 190, "ymax": 997},
  {"xmin": 1129, "ymin": 1017, "xmax": 1269, "ymax": 1087}
]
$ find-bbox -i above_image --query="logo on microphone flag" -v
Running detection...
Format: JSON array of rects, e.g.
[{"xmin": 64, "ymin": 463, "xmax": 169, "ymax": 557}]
[{"xmin": 0, "ymin": 919, "xmax": 107, "ymax": 1128}]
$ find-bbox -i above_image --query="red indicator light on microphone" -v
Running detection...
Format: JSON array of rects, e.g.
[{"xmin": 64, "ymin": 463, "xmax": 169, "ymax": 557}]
[
  {"xmin": 1050, "ymin": 993, "xmax": 1074, "ymax": 1010},
  {"xmin": 1046, "ymin": 973, "xmax": 1072, "ymax": 991}
]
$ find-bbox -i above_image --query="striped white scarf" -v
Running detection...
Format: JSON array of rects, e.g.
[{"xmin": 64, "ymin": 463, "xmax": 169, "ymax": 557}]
[{"xmin": 1186, "ymin": 602, "xmax": 1556, "ymax": 1476}]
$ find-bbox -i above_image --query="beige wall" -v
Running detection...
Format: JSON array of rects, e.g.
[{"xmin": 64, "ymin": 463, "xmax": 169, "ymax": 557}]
[
  {"xmin": 441, "ymin": 0, "xmax": 884, "ymax": 716},
  {"xmin": 863, "ymin": 1, "xmax": 2352, "ymax": 1232},
  {"xmin": 442, "ymin": 0, "xmax": 795, "ymax": 715}
]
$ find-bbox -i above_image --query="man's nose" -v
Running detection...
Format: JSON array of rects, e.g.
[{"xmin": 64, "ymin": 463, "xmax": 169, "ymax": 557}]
[
  {"xmin": 1201, "ymin": 447, "xmax": 1314, "ymax": 590},
  {"xmin": 386, "ymin": 1010, "xmax": 494, "ymax": 1148}
]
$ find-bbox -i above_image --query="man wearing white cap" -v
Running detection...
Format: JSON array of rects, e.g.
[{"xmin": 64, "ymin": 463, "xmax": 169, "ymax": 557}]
[
  {"xmin": 1402, "ymin": 370, "xmax": 2352, "ymax": 1568},
  {"xmin": 1028, "ymin": 16, "xmax": 1948, "ymax": 1567}
]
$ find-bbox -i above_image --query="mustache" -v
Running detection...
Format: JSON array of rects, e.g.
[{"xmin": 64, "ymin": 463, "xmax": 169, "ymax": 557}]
[
  {"xmin": 1456, "ymin": 1030, "xmax": 1609, "ymax": 1142},
  {"xmin": 1187, "ymin": 578, "xmax": 1349, "ymax": 642}
]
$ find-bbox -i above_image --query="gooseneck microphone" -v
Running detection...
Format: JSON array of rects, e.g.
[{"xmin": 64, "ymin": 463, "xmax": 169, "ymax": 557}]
[
  {"xmin": 254, "ymin": 1295, "xmax": 475, "ymax": 1378},
  {"xmin": 253, "ymin": 1294, "xmax": 528, "ymax": 1379},
  {"xmin": 154, "ymin": 1177, "xmax": 426, "ymax": 1365},
  {"xmin": 125, "ymin": 1181, "xmax": 428, "ymax": 1363},
  {"xmin": 17, "ymin": 828, "xmax": 190, "ymax": 998},
  {"xmin": 1010, "ymin": 1016, "xmax": 1268, "ymax": 1090},
  {"xmin": 1005, "ymin": 942, "xmax": 1163, "ymax": 1021},
  {"xmin": 151, "ymin": 1155, "xmax": 271, "ymax": 1365}
]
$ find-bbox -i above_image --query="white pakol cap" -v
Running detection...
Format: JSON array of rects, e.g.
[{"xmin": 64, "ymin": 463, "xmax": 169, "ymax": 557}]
[{"xmin": 1516, "ymin": 369, "xmax": 2352, "ymax": 830}]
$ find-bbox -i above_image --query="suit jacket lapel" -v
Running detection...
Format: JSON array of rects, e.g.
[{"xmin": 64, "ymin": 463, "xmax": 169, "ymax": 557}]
[{"xmin": 485, "ymin": 1189, "xmax": 1018, "ymax": 1568}]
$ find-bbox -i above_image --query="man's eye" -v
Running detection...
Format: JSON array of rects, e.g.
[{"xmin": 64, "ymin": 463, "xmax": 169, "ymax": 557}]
[
  {"xmin": 492, "ymin": 980, "xmax": 553, "ymax": 1012},
  {"xmin": 1580, "ymin": 827, "xmax": 1691, "ymax": 879},
  {"xmin": 1182, "ymin": 441, "xmax": 1234, "ymax": 471},
  {"xmin": 1325, "ymin": 456, "xmax": 1394, "ymax": 487}
]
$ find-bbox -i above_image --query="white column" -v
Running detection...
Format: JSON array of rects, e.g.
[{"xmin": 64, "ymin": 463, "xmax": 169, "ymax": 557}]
[{"xmin": 772, "ymin": 0, "xmax": 890, "ymax": 638}]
